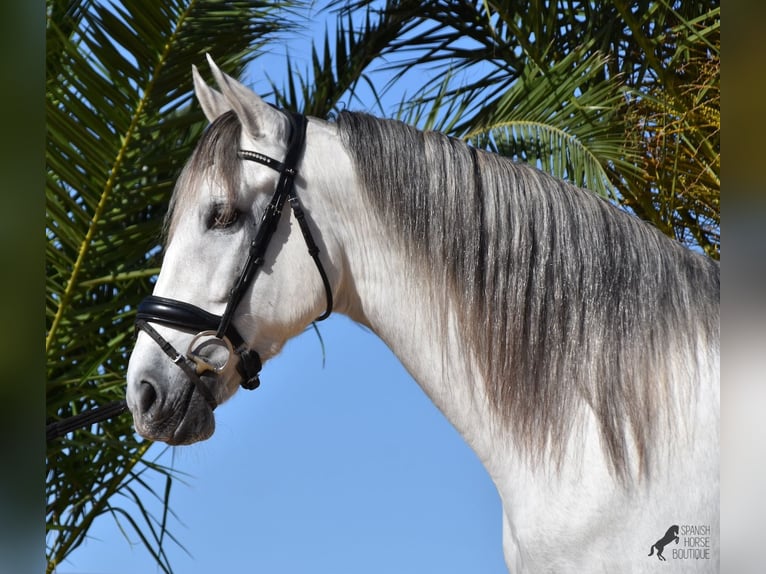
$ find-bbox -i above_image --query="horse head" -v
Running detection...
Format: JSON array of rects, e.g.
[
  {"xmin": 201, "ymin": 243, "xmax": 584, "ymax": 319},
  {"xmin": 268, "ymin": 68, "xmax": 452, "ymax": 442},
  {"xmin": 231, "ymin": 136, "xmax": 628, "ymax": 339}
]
[{"xmin": 126, "ymin": 56, "xmax": 339, "ymax": 444}]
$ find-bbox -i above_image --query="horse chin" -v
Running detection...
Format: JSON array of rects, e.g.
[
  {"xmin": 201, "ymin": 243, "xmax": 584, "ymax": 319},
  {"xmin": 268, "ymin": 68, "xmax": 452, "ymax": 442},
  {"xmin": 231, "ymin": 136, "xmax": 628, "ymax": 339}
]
[
  {"xmin": 164, "ymin": 419, "xmax": 214, "ymax": 445},
  {"xmin": 165, "ymin": 398, "xmax": 215, "ymax": 445},
  {"xmin": 133, "ymin": 382, "xmax": 216, "ymax": 445}
]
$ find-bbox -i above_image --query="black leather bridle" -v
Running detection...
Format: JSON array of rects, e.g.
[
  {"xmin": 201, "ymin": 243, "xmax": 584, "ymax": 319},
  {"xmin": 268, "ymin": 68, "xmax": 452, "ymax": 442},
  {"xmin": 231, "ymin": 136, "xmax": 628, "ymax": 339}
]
[
  {"xmin": 46, "ymin": 111, "xmax": 330, "ymax": 442},
  {"xmin": 135, "ymin": 111, "xmax": 333, "ymax": 406}
]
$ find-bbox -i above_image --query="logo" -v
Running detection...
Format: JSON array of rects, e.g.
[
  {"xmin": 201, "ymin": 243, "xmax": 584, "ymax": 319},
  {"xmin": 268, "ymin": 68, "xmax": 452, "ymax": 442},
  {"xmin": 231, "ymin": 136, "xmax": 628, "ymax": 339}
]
[
  {"xmin": 648, "ymin": 525, "xmax": 679, "ymax": 560},
  {"xmin": 648, "ymin": 524, "xmax": 712, "ymax": 561}
]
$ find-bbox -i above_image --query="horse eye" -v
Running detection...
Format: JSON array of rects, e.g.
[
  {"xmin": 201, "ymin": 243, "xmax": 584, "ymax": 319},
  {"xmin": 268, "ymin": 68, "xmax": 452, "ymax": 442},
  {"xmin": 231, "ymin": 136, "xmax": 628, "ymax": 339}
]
[{"xmin": 207, "ymin": 205, "xmax": 241, "ymax": 230}]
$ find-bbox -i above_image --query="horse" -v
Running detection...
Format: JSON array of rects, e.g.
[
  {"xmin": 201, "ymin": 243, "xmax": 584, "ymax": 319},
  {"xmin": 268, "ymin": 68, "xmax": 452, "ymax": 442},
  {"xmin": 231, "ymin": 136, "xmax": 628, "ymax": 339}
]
[
  {"xmin": 126, "ymin": 56, "xmax": 719, "ymax": 572},
  {"xmin": 649, "ymin": 525, "xmax": 680, "ymax": 561}
]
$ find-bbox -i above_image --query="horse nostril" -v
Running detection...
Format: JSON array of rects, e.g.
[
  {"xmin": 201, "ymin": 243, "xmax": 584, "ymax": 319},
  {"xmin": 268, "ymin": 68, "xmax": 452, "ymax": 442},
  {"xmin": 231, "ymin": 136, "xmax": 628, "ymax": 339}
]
[{"xmin": 138, "ymin": 381, "xmax": 158, "ymax": 414}]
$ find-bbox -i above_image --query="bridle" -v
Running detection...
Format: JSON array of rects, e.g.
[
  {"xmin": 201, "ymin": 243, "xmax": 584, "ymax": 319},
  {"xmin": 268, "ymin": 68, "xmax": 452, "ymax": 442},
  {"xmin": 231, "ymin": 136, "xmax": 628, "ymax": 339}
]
[
  {"xmin": 135, "ymin": 111, "xmax": 332, "ymax": 407},
  {"xmin": 47, "ymin": 110, "xmax": 331, "ymax": 442}
]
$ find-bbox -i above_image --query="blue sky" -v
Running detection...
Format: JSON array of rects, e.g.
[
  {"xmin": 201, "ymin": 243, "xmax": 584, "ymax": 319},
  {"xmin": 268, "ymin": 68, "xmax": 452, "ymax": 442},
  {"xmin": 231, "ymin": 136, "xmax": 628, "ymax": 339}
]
[{"xmin": 58, "ymin": 7, "xmax": 509, "ymax": 574}]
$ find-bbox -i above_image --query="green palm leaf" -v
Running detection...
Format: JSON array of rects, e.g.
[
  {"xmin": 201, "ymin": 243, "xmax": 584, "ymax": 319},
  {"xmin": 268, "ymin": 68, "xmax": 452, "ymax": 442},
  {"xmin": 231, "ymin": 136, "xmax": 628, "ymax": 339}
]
[
  {"xmin": 268, "ymin": 4, "xmax": 416, "ymax": 117},
  {"xmin": 461, "ymin": 49, "xmax": 639, "ymax": 199}
]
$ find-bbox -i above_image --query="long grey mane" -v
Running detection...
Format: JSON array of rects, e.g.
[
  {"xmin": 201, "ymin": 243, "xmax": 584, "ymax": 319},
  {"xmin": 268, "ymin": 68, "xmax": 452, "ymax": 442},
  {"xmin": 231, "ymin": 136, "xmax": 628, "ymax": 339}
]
[{"xmin": 335, "ymin": 111, "xmax": 719, "ymax": 480}]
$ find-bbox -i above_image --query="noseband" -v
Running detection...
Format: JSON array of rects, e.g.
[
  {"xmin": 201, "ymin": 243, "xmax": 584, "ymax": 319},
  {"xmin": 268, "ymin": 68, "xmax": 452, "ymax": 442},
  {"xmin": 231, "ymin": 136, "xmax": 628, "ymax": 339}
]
[{"xmin": 135, "ymin": 112, "xmax": 333, "ymax": 407}]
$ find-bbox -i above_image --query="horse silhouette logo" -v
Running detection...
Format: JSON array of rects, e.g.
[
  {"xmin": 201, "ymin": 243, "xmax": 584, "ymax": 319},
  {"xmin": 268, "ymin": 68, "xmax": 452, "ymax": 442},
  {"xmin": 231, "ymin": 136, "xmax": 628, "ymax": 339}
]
[{"xmin": 649, "ymin": 525, "xmax": 680, "ymax": 560}]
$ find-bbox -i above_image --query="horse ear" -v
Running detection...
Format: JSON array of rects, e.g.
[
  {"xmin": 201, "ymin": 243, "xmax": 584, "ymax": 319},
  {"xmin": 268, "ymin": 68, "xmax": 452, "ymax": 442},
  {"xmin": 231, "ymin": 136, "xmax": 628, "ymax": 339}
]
[
  {"xmin": 192, "ymin": 64, "xmax": 230, "ymax": 122},
  {"xmin": 205, "ymin": 53, "xmax": 279, "ymax": 140}
]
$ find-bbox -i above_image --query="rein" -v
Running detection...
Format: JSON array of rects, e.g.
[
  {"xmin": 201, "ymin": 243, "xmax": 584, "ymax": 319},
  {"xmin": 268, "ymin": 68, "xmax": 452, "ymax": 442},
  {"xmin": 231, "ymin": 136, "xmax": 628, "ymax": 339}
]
[
  {"xmin": 47, "ymin": 111, "xmax": 333, "ymax": 442},
  {"xmin": 46, "ymin": 399, "xmax": 128, "ymax": 442}
]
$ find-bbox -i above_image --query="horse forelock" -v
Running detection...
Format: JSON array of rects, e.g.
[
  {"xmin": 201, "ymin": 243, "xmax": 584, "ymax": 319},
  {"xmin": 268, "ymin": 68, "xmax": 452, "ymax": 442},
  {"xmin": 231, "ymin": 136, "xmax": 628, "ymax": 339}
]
[
  {"xmin": 165, "ymin": 111, "xmax": 243, "ymax": 241},
  {"xmin": 335, "ymin": 111, "xmax": 720, "ymax": 481}
]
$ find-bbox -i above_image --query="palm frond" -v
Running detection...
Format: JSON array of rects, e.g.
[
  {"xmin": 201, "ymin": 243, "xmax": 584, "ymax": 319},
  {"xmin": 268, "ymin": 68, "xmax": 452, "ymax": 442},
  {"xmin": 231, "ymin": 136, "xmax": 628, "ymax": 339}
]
[
  {"xmin": 620, "ymin": 2, "xmax": 720, "ymax": 256},
  {"xmin": 461, "ymin": 49, "xmax": 639, "ymax": 199},
  {"xmin": 46, "ymin": 0, "xmax": 295, "ymax": 570},
  {"xmin": 267, "ymin": 3, "xmax": 416, "ymax": 117}
]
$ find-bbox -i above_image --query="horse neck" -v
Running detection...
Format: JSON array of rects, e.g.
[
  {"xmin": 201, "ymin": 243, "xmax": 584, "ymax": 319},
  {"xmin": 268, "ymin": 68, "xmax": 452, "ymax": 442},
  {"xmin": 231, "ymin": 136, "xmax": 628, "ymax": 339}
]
[
  {"xmin": 345, "ymin": 232, "xmax": 505, "ymax": 472},
  {"xmin": 301, "ymin": 122, "xmax": 720, "ymax": 567},
  {"xmin": 302, "ymin": 120, "xmax": 507, "ymax": 476}
]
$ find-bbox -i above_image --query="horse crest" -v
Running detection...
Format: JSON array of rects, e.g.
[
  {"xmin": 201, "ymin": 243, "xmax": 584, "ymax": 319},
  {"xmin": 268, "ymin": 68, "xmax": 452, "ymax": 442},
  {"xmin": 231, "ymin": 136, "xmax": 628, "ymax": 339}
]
[{"xmin": 648, "ymin": 525, "xmax": 680, "ymax": 560}]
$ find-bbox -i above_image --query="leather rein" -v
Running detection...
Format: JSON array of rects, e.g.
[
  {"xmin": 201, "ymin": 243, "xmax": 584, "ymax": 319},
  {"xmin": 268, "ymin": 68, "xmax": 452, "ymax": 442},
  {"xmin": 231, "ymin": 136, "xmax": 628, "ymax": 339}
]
[{"xmin": 47, "ymin": 111, "xmax": 333, "ymax": 442}]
